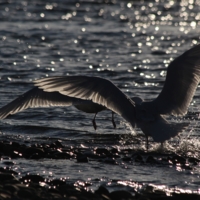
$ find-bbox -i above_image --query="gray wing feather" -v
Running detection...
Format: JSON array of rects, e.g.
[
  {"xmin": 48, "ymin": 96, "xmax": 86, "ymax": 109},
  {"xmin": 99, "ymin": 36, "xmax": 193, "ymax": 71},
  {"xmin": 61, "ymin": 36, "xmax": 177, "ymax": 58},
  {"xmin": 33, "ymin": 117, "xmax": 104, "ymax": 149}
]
[
  {"xmin": 154, "ymin": 44, "xmax": 200, "ymax": 115},
  {"xmin": 0, "ymin": 87, "xmax": 81, "ymax": 119},
  {"xmin": 34, "ymin": 76, "xmax": 136, "ymax": 126}
]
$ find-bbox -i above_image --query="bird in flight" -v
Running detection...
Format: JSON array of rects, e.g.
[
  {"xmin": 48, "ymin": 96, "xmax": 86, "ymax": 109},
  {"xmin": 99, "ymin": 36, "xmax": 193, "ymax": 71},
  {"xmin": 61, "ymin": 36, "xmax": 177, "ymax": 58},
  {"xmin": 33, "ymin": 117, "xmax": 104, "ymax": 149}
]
[{"xmin": 0, "ymin": 44, "xmax": 200, "ymax": 147}]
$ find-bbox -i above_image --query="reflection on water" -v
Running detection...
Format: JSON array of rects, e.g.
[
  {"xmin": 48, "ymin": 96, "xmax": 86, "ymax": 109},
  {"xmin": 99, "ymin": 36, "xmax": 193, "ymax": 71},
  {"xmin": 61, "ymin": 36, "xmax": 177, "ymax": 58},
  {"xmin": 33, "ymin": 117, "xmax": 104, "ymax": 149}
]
[{"xmin": 0, "ymin": 0, "xmax": 200, "ymax": 194}]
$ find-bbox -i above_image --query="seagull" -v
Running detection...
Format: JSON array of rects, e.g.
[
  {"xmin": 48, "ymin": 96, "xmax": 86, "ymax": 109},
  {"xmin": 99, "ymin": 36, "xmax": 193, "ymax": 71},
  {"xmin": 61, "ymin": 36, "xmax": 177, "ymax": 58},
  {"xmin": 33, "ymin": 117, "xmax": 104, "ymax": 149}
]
[
  {"xmin": 0, "ymin": 88, "xmax": 116, "ymax": 130},
  {"xmin": 0, "ymin": 44, "xmax": 200, "ymax": 146},
  {"xmin": 73, "ymin": 100, "xmax": 116, "ymax": 130}
]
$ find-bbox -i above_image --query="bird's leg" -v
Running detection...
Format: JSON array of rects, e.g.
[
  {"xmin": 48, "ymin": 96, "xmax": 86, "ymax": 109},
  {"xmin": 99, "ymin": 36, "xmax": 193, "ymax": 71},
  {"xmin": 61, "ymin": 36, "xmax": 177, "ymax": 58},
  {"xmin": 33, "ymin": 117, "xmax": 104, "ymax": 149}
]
[
  {"xmin": 92, "ymin": 113, "xmax": 97, "ymax": 130},
  {"xmin": 112, "ymin": 112, "xmax": 116, "ymax": 129},
  {"xmin": 145, "ymin": 136, "xmax": 149, "ymax": 151}
]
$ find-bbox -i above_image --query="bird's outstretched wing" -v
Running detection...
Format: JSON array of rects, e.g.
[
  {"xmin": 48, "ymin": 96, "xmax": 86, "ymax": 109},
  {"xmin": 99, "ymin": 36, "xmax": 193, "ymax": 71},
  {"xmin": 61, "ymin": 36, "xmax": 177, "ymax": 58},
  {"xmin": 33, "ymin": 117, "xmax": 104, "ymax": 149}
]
[
  {"xmin": 154, "ymin": 44, "xmax": 200, "ymax": 115},
  {"xmin": 0, "ymin": 87, "xmax": 84, "ymax": 119},
  {"xmin": 34, "ymin": 76, "xmax": 136, "ymax": 126}
]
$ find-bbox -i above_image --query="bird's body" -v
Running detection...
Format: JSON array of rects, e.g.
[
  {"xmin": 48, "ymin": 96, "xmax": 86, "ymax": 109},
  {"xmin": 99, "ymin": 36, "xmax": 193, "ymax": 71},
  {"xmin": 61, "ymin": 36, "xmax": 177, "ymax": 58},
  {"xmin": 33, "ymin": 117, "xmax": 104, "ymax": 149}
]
[
  {"xmin": 73, "ymin": 100, "xmax": 115, "ymax": 130},
  {"xmin": 0, "ymin": 44, "xmax": 200, "ymax": 143},
  {"xmin": 74, "ymin": 101, "xmax": 105, "ymax": 114}
]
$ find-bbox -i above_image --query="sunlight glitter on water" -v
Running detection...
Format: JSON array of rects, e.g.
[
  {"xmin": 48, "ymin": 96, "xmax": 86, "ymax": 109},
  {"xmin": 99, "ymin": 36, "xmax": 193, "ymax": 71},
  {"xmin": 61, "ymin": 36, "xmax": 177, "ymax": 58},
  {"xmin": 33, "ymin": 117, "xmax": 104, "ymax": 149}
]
[{"xmin": 0, "ymin": 0, "xmax": 200, "ymax": 195}]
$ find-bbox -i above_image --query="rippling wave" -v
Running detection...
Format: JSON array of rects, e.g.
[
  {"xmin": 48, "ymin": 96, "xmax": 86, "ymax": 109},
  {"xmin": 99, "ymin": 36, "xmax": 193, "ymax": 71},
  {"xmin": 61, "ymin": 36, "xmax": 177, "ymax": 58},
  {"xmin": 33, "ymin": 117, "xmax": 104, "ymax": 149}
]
[{"xmin": 0, "ymin": 0, "xmax": 200, "ymax": 196}]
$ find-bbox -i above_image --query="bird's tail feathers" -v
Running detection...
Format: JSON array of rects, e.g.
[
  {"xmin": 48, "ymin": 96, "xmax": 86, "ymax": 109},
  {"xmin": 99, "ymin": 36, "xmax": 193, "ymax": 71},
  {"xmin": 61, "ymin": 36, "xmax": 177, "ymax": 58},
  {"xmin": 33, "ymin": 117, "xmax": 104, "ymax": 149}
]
[{"xmin": 139, "ymin": 116, "xmax": 189, "ymax": 142}]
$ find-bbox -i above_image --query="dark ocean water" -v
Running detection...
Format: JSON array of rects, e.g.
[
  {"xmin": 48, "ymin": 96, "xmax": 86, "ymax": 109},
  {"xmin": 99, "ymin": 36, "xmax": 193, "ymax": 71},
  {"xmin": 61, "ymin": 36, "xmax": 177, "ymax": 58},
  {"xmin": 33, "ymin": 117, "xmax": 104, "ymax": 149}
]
[{"xmin": 0, "ymin": 0, "xmax": 200, "ymax": 195}]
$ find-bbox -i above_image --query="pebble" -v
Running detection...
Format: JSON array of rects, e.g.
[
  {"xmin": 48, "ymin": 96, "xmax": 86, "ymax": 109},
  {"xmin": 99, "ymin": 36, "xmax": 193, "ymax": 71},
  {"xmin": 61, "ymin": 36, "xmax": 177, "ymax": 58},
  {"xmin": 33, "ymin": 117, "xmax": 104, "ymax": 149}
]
[
  {"xmin": 109, "ymin": 190, "xmax": 134, "ymax": 200},
  {"xmin": 20, "ymin": 174, "xmax": 45, "ymax": 184},
  {"xmin": 76, "ymin": 153, "xmax": 89, "ymax": 162},
  {"xmin": 0, "ymin": 140, "xmax": 199, "ymax": 200}
]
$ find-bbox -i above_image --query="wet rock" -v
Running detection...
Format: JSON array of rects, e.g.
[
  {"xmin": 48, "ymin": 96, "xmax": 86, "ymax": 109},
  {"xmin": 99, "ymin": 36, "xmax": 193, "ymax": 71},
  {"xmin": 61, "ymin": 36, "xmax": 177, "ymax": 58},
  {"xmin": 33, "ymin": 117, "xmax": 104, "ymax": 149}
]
[
  {"xmin": 141, "ymin": 185, "xmax": 154, "ymax": 194},
  {"xmin": 133, "ymin": 154, "xmax": 143, "ymax": 163},
  {"xmin": 181, "ymin": 165, "xmax": 193, "ymax": 170},
  {"xmin": 0, "ymin": 169, "xmax": 199, "ymax": 200},
  {"xmin": 0, "ymin": 167, "xmax": 18, "ymax": 175},
  {"xmin": 69, "ymin": 196, "xmax": 78, "ymax": 200},
  {"xmin": 24, "ymin": 147, "xmax": 44, "ymax": 157},
  {"xmin": 141, "ymin": 183, "xmax": 178, "ymax": 199},
  {"xmin": 29, "ymin": 153, "xmax": 45, "ymax": 159},
  {"xmin": 41, "ymin": 143, "xmax": 50, "ymax": 149},
  {"xmin": 0, "ymin": 142, "xmax": 13, "ymax": 156},
  {"xmin": 95, "ymin": 186, "xmax": 110, "ymax": 197},
  {"xmin": 17, "ymin": 187, "xmax": 35, "ymax": 199},
  {"xmin": 110, "ymin": 148, "xmax": 119, "ymax": 154},
  {"xmin": 20, "ymin": 174, "xmax": 45, "ymax": 184},
  {"xmin": 188, "ymin": 157, "xmax": 200, "ymax": 165},
  {"xmin": 0, "ymin": 173, "xmax": 19, "ymax": 183},
  {"xmin": 96, "ymin": 148, "xmax": 110, "ymax": 156},
  {"xmin": 122, "ymin": 156, "xmax": 132, "ymax": 161},
  {"xmin": 49, "ymin": 141, "xmax": 63, "ymax": 148},
  {"xmin": 54, "ymin": 140, "xmax": 63, "ymax": 148},
  {"xmin": 58, "ymin": 184, "xmax": 77, "ymax": 195},
  {"xmin": 0, "ymin": 191, "xmax": 12, "ymax": 199},
  {"xmin": 10, "ymin": 150, "xmax": 23, "ymax": 158},
  {"xmin": 172, "ymin": 193, "xmax": 200, "ymax": 200},
  {"xmin": 83, "ymin": 150, "xmax": 101, "ymax": 159},
  {"xmin": 161, "ymin": 157, "xmax": 168, "ymax": 162},
  {"xmin": 104, "ymin": 157, "xmax": 117, "ymax": 164},
  {"xmin": 171, "ymin": 155, "xmax": 186, "ymax": 165},
  {"xmin": 146, "ymin": 156, "xmax": 157, "ymax": 164},
  {"xmin": 50, "ymin": 179, "xmax": 66, "ymax": 187},
  {"xmin": 84, "ymin": 181, "xmax": 92, "ymax": 187},
  {"xmin": 52, "ymin": 152, "xmax": 72, "ymax": 159},
  {"xmin": 0, "ymin": 139, "xmax": 199, "ymax": 200},
  {"xmin": 11, "ymin": 141, "xmax": 21, "ymax": 148},
  {"xmin": 3, "ymin": 184, "xmax": 18, "ymax": 194},
  {"xmin": 76, "ymin": 153, "xmax": 89, "ymax": 162},
  {"xmin": 109, "ymin": 190, "xmax": 134, "ymax": 200}
]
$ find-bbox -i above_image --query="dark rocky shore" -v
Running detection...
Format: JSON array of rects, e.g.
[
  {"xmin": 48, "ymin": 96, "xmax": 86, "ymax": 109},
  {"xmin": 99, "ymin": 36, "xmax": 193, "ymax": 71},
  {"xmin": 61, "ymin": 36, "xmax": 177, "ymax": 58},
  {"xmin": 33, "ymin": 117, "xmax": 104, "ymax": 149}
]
[{"xmin": 0, "ymin": 139, "xmax": 200, "ymax": 200}]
